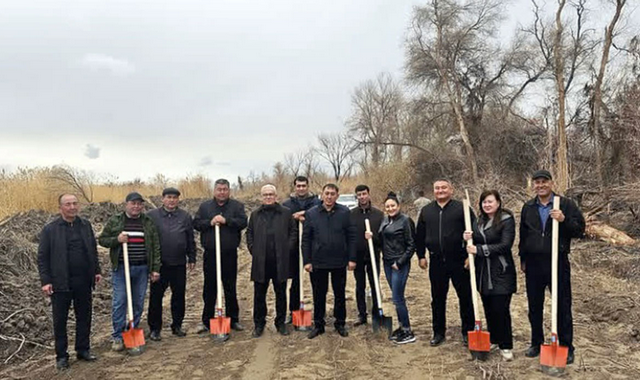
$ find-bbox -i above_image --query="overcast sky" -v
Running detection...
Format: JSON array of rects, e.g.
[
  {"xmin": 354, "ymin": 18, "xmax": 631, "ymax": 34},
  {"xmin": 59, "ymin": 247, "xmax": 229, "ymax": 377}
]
[{"xmin": 0, "ymin": 0, "xmax": 620, "ymax": 183}]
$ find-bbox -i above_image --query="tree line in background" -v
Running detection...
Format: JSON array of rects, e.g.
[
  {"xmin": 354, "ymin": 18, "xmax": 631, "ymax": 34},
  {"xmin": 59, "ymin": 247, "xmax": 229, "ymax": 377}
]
[{"xmin": 269, "ymin": 0, "xmax": 640, "ymax": 200}]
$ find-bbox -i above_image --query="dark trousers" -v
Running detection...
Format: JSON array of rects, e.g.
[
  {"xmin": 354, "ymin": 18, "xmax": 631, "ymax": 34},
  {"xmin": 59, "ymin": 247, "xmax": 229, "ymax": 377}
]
[
  {"xmin": 429, "ymin": 257, "xmax": 474, "ymax": 336},
  {"xmin": 310, "ymin": 267, "xmax": 347, "ymax": 329},
  {"xmin": 202, "ymin": 250, "xmax": 239, "ymax": 326},
  {"xmin": 253, "ymin": 278, "xmax": 287, "ymax": 328},
  {"xmin": 289, "ymin": 273, "xmax": 300, "ymax": 312},
  {"xmin": 148, "ymin": 265, "xmax": 187, "ymax": 332},
  {"xmin": 526, "ymin": 264, "xmax": 573, "ymax": 351},
  {"xmin": 51, "ymin": 277, "xmax": 92, "ymax": 360},
  {"xmin": 353, "ymin": 257, "xmax": 380, "ymax": 320},
  {"xmin": 481, "ymin": 294, "xmax": 513, "ymax": 349}
]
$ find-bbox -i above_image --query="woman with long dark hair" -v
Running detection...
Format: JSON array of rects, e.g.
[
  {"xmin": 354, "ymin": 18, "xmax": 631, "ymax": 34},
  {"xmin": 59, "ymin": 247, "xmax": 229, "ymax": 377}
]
[
  {"xmin": 366, "ymin": 192, "xmax": 416, "ymax": 344},
  {"xmin": 463, "ymin": 190, "xmax": 516, "ymax": 360}
]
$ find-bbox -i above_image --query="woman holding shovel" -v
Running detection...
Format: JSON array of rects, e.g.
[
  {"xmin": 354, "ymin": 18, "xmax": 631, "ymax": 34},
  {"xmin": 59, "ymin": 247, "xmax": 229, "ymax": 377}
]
[
  {"xmin": 463, "ymin": 190, "xmax": 516, "ymax": 361},
  {"xmin": 366, "ymin": 192, "xmax": 416, "ymax": 345}
]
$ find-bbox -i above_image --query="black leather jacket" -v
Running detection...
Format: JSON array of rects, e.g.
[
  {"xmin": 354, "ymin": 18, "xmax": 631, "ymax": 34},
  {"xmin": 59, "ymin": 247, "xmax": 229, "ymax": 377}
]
[{"xmin": 379, "ymin": 213, "xmax": 415, "ymax": 267}]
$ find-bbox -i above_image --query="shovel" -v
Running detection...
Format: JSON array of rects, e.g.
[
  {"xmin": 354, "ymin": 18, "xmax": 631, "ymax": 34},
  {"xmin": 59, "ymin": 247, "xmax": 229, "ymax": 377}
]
[
  {"xmin": 121, "ymin": 231, "xmax": 145, "ymax": 354},
  {"xmin": 540, "ymin": 196, "xmax": 569, "ymax": 375},
  {"xmin": 292, "ymin": 221, "xmax": 312, "ymax": 331},
  {"xmin": 463, "ymin": 190, "xmax": 490, "ymax": 360},
  {"xmin": 210, "ymin": 224, "xmax": 231, "ymax": 342},
  {"xmin": 365, "ymin": 219, "xmax": 392, "ymax": 337}
]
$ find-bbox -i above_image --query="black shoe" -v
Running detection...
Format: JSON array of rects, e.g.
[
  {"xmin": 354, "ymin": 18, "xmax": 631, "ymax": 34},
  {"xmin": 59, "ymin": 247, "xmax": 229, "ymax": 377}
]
[
  {"xmin": 56, "ymin": 357, "xmax": 70, "ymax": 370},
  {"xmin": 389, "ymin": 327, "xmax": 403, "ymax": 341},
  {"xmin": 336, "ymin": 326, "xmax": 349, "ymax": 337},
  {"xmin": 171, "ymin": 327, "xmax": 187, "ymax": 337},
  {"xmin": 149, "ymin": 330, "xmax": 162, "ymax": 341},
  {"xmin": 462, "ymin": 334, "xmax": 468, "ymax": 346},
  {"xmin": 567, "ymin": 350, "xmax": 575, "ymax": 365},
  {"xmin": 307, "ymin": 327, "xmax": 325, "ymax": 339},
  {"xmin": 394, "ymin": 330, "xmax": 417, "ymax": 345},
  {"xmin": 276, "ymin": 324, "xmax": 289, "ymax": 336},
  {"xmin": 354, "ymin": 317, "xmax": 367, "ymax": 327},
  {"xmin": 285, "ymin": 314, "xmax": 293, "ymax": 325},
  {"xmin": 76, "ymin": 351, "xmax": 97, "ymax": 361},
  {"xmin": 252, "ymin": 326, "xmax": 264, "ymax": 338},
  {"xmin": 430, "ymin": 334, "xmax": 446, "ymax": 346},
  {"xmin": 525, "ymin": 345, "xmax": 541, "ymax": 358},
  {"xmin": 231, "ymin": 322, "xmax": 245, "ymax": 331}
]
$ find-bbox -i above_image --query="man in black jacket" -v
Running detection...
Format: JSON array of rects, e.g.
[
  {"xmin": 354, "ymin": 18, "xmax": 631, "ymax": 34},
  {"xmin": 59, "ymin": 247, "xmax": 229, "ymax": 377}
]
[
  {"xmin": 302, "ymin": 183, "xmax": 357, "ymax": 339},
  {"xmin": 416, "ymin": 179, "xmax": 475, "ymax": 346},
  {"xmin": 246, "ymin": 184, "xmax": 297, "ymax": 337},
  {"xmin": 38, "ymin": 194, "xmax": 101, "ymax": 370},
  {"xmin": 147, "ymin": 187, "xmax": 196, "ymax": 340},
  {"xmin": 194, "ymin": 179, "xmax": 248, "ymax": 333},
  {"xmin": 350, "ymin": 184, "xmax": 384, "ymax": 326},
  {"xmin": 519, "ymin": 170, "xmax": 585, "ymax": 365},
  {"xmin": 282, "ymin": 175, "xmax": 322, "ymax": 323}
]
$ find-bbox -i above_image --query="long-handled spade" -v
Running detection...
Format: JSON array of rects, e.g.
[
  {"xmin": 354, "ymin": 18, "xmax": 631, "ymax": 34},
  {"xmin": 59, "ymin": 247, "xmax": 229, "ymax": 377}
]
[
  {"xmin": 463, "ymin": 190, "xmax": 490, "ymax": 360},
  {"xmin": 540, "ymin": 196, "xmax": 569, "ymax": 376},
  {"xmin": 210, "ymin": 224, "xmax": 231, "ymax": 342},
  {"xmin": 365, "ymin": 219, "xmax": 392, "ymax": 337},
  {"xmin": 292, "ymin": 221, "xmax": 312, "ymax": 331},
  {"xmin": 121, "ymin": 231, "xmax": 145, "ymax": 354}
]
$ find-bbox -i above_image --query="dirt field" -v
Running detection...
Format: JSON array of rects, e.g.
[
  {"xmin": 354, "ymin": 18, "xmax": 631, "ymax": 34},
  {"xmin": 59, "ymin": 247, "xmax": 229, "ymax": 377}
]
[{"xmin": 1, "ymin": 202, "xmax": 640, "ymax": 379}]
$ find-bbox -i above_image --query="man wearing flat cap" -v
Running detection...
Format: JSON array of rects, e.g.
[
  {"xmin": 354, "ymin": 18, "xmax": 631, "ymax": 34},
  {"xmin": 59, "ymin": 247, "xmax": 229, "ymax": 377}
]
[
  {"xmin": 99, "ymin": 192, "xmax": 161, "ymax": 352},
  {"xmin": 146, "ymin": 188, "xmax": 196, "ymax": 341},
  {"xmin": 519, "ymin": 170, "xmax": 585, "ymax": 365}
]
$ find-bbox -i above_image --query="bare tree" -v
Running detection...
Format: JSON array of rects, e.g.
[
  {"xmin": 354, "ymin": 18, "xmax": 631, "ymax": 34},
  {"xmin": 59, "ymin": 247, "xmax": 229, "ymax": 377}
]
[
  {"xmin": 315, "ymin": 132, "xmax": 358, "ymax": 183},
  {"xmin": 49, "ymin": 165, "xmax": 96, "ymax": 203},
  {"xmin": 347, "ymin": 72, "xmax": 404, "ymax": 167},
  {"xmin": 590, "ymin": 0, "xmax": 627, "ymax": 188}
]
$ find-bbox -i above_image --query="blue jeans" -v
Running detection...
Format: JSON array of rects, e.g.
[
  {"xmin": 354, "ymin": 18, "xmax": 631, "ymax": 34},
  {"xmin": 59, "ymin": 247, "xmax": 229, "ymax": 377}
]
[
  {"xmin": 383, "ymin": 261, "xmax": 411, "ymax": 329},
  {"xmin": 111, "ymin": 265, "xmax": 148, "ymax": 340}
]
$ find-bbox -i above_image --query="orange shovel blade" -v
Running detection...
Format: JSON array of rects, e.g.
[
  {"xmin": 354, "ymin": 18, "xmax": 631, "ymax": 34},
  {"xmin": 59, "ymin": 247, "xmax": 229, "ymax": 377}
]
[
  {"xmin": 468, "ymin": 330, "xmax": 491, "ymax": 353},
  {"xmin": 292, "ymin": 309, "xmax": 312, "ymax": 330},
  {"xmin": 540, "ymin": 343, "xmax": 568, "ymax": 374},
  {"xmin": 210, "ymin": 316, "xmax": 231, "ymax": 336},
  {"xmin": 122, "ymin": 327, "xmax": 145, "ymax": 349}
]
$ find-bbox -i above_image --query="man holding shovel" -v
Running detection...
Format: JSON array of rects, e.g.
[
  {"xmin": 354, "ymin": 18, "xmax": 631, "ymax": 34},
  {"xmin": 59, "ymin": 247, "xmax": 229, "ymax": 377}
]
[
  {"xmin": 282, "ymin": 175, "xmax": 321, "ymax": 324},
  {"xmin": 350, "ymin": 184, "xmax": 384, "ymax": 327},
  {"xmin": 99, "ymin": 192, "xmax": 161, "ymax": 353},
  {"xmin": 146, "ymin": 187, "xmax": 196, "ymax": 341},
  {"xmin": 302, "ymin": 183, "xmax": 356, "ymax": 339},
  {"xmin": 38, "ymin": 194, "xmax": 102, "ymax": 370},
  {"xmin": 415, "ymin": 179, "xmax": 475, "ymax": 347},
  {"xmin": 520, "ymin": 170, "xmax": 585, "ymax": 365},
  {"xmin": 194, "ymin": 179, "xmax": 248, "ymax": 333},
  {"xmin": 246, "ymin": 184, "xmax": 297, "ymax": 337}
]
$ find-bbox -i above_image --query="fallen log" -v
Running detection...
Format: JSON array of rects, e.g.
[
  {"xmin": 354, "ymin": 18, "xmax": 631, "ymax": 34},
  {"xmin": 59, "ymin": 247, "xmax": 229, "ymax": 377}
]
[{"xmin": 586, "ymin": 221, "xmax": 636, "ymax": 246}]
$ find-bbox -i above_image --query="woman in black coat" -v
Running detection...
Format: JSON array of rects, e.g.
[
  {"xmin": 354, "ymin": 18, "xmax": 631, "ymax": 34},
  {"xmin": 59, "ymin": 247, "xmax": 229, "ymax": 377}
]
[{"xmin": 463, "ymin": 190, "xmax": 516, "ymax": 361}]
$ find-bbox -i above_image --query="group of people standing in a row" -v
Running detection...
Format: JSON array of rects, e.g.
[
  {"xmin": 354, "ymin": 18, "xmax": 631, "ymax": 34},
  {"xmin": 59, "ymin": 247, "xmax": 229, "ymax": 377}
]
[{"xmin": 37, "ymin": 170, "xmax": 584, "ymax": 371}]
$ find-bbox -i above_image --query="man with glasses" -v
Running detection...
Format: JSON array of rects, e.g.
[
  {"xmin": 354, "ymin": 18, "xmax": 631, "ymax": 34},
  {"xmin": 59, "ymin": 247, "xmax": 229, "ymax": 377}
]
[{"xmin": 246, "ymin": 184, "xmax": 297, "ymax": 337}]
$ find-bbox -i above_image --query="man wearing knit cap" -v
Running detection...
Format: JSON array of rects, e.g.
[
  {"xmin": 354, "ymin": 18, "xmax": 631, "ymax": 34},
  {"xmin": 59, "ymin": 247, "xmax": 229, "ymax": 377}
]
[{"xmin": 146, "ymin": 187, "xmax": 196, "ymax": 341}]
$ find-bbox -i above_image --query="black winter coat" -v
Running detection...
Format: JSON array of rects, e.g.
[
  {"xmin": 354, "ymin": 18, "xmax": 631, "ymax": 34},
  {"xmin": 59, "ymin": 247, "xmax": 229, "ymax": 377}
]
[
  {"xmin": 471, "ymin": 212, "xmax": 517, "ymax": 295},
  {"xmin": 518, "ymin": 195, "xmax": 585, "ymax": 273},
  {"xmin": 416, "ymin": 199, "xmax": 475, "ymax": 266},
  {"xmin": 193, "ymin": 198, "xmax": 248, "ymax": 258},
  {"xmin": 246, "ymin": 204, "xmax": 297, "ymax": 283},
  {"xmin": 379, "ymin": 213, "xmax": 415, "ymax": 267},
  {"xmin": 350, "ymin": 205, "xmax": 384, "ymax": 264},
  {"xmin": 302, "ymin": 204, "xmax": 356, "ymax": 269},
  {"xmin": 38, "ymin": 216, "xmax": 101, "ymax": 291},
  {"xmin": 282, "ymin": 193, "xmax": 322, "ymax": 278}
]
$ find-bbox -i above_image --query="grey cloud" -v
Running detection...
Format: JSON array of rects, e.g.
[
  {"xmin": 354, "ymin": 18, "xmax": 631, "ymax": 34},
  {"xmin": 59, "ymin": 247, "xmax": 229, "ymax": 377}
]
[
  {"xmin": 84, "ymin": 144, "xmax": 100, "ymax": 159},
  {"xmin": 198, "ymin": 156, "xmax": 213, "ymax": 166},
  {"xmin": 76, "ymin": 53, "xmax": 135, "ymax": 76},
  {"xmin": 216, "ymin": 161, "xmax": 231, "ymax": 166}
]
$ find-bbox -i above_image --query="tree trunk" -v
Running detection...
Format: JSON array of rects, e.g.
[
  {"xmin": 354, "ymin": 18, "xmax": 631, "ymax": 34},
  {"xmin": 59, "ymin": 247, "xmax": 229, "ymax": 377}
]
[{"xmin": 554, "ymin": 0, "xmax": 569, "ymax": 194}]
